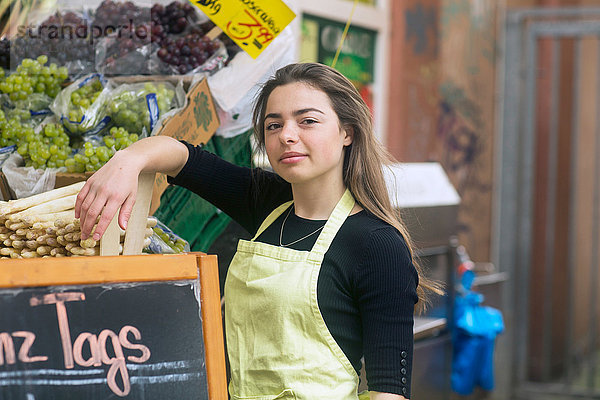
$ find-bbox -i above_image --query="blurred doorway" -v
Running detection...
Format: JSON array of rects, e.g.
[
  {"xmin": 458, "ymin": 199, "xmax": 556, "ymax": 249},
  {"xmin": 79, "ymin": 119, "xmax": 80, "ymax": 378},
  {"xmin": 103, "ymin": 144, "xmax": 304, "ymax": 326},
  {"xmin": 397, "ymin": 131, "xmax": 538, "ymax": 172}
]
[{"xmin": 496, "ymin": 6, "xmax": 600, "ymax": 400}]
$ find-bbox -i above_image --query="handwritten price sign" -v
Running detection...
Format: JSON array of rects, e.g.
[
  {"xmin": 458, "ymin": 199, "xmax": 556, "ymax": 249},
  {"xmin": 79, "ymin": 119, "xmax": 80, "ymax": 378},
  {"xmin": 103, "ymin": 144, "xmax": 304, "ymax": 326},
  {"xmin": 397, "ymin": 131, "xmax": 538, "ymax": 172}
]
[{"xmin": 190, "ymin": 0, "xmax": 295, "ymax": 59}]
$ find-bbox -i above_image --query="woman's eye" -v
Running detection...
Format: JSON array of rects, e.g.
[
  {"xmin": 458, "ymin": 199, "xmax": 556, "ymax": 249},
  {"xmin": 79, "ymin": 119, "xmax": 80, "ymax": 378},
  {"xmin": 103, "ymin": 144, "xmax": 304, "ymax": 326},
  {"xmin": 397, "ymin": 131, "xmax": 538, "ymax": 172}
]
[
  {"xmin": 265, "ymin": 122, "xmax": 281, "ymax": 131},
  {"xmin": 302, "ymin": 119, "xmax": 317, "ymax": 125}
]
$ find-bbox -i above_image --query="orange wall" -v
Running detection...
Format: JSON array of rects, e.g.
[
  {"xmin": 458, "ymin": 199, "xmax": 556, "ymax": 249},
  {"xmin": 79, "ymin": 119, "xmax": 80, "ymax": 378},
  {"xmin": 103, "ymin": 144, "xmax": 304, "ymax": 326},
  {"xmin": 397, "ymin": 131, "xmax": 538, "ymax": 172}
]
[{"xmin": 387, "ymin": 0, "xmax": 498, "ymax": 261}]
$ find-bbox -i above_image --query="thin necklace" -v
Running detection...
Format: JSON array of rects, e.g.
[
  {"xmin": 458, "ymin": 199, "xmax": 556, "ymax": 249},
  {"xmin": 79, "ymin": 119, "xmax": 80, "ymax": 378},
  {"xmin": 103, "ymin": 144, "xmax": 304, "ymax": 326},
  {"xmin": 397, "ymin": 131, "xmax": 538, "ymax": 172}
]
[{"xmin": 279, "ymin": 206, "xmax": 325, "ymax": 248}]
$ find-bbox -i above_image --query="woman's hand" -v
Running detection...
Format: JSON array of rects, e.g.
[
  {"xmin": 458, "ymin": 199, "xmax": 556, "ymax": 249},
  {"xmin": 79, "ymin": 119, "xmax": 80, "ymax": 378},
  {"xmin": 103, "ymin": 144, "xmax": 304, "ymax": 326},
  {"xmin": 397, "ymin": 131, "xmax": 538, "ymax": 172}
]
[
  {"xmin": 75, "ymin": 149, "xmax": 143, "ymax": 240},
  {"xmin": 370, "ymin": 392, "xmax": 406, "ymax": 400},
  {"xmin": 75, "ymin": 136, "xmax": 189, "ymax": 240}
]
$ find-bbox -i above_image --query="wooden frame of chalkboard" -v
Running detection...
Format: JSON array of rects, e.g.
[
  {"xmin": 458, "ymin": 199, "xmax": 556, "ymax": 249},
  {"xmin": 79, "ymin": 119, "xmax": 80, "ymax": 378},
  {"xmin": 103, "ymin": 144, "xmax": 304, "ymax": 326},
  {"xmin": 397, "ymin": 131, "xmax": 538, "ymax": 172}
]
[{"xmin": 0, "ymin": 253, "xmax": 227, "ymax": 400}]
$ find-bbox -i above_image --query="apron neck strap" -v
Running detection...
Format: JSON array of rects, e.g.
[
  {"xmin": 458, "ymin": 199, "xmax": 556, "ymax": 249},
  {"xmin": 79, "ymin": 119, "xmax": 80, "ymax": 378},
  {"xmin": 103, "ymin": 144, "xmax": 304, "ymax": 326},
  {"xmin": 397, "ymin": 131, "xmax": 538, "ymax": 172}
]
[
  {"xmin": 251, "ymin": 189, "xmax": 356, "ymax": 258},
  {"xmin": 307, "ymin": 189, "xmax": 355, "ymax": 262},
  {"xmin": 252, "ymin": 200, "xmax": 294, "ymax": 241}
]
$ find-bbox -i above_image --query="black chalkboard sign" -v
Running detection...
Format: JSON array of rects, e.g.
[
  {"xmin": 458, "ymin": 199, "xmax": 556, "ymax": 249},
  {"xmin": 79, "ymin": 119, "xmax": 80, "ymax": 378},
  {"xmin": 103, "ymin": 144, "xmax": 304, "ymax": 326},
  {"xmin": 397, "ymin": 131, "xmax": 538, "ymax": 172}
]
[{"xmin": 0, "ymin": 253, "xmax": 226, "ymax": 400}]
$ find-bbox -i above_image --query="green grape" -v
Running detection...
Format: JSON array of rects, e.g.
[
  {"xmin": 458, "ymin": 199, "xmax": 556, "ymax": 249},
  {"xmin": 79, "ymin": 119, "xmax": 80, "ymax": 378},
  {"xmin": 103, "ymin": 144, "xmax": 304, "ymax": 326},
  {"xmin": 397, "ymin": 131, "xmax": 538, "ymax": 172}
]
[
  {"xmin": 64, "ymin": 75, "xmax": 105, "ymax": 133},
  {"xmin": 103, "ymin": 136, "xmax": 115, "ymax": 148},
  {"xmin": 12, "ymin": 122, "xmax": 72, "ymax": 169},
  {"xmin": 109, "ymin": 82, "xmax": 175, "ymax": 135},
  {"xmin": 0, "ymin": 57, "xmax": 67, "ymax": 101},
  {"xmin": 95, "ymin": 146, "xmax": 110, "ymax": 162}
]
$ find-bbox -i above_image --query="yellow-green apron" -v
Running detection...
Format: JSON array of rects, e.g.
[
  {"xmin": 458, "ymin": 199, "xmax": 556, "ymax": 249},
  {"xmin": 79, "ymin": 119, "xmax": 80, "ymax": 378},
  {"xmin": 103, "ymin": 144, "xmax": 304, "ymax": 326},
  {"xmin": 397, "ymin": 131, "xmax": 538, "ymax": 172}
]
[{"xmin": 224, "ymin": 189, "xmax": 370, "ymax": 399}]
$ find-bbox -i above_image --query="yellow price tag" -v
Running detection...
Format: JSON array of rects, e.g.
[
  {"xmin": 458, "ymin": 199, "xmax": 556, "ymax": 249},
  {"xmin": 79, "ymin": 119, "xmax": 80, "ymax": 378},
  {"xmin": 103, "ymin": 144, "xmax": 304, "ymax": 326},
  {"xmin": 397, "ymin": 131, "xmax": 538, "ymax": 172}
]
[{"xmin": 189, "ymin": 0, "xmax": 295, "ymax": 59}]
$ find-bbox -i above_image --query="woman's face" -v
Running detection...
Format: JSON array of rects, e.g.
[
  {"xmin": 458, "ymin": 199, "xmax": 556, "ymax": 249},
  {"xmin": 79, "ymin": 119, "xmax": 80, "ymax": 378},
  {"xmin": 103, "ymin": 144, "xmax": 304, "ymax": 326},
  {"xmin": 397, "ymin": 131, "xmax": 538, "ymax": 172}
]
[{"xmin": 263, "ymin": 82, "xmax": 353, "ymax": 188}]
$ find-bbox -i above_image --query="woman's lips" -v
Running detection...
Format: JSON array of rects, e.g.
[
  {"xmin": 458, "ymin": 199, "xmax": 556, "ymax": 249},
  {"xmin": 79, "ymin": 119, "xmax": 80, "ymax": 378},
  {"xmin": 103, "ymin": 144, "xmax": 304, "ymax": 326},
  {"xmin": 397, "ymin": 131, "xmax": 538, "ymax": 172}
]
[{"xmin": 280, "ymin": 152, "xmax": 307, "ymax": 164}]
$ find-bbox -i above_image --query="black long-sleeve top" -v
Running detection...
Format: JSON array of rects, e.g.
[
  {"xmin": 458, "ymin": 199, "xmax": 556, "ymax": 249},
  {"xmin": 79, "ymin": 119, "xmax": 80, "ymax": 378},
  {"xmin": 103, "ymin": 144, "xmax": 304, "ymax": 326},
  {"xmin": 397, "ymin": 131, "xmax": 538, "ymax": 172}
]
[{"xmin": 168, "ymin": 142, "xmax": 418, "ymax": 397}]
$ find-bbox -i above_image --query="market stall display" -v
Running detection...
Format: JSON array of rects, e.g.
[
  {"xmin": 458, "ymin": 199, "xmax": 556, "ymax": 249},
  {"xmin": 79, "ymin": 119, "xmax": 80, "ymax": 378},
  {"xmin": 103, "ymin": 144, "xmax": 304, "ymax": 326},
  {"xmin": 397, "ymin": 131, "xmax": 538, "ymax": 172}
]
[
  {"xmin": 0, "ymin": 181, "xmax": 156, "ymax": 258},
  {"xmin": 6, "ymin": 0, "xmax": 239, "ymax": 77},
  {"xmin": 0, "ymin": 0, "xmax": 298, "ymax": 254}
]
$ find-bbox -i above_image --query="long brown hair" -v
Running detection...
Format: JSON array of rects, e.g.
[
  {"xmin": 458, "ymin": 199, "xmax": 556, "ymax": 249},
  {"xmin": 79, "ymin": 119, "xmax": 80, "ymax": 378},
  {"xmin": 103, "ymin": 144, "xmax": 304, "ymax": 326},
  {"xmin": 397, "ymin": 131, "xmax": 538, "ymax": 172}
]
[{"xmin": 252, "ymin": 63, "xmax": 443, "ymax": 312}]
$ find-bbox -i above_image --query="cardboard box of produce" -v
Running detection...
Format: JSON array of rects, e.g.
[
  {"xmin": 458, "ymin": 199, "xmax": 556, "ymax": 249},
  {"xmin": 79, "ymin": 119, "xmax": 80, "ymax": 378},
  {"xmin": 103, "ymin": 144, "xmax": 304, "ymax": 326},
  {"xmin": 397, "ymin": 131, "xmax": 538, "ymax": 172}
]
[
  {"xmin": 0, "ymin": 78, "xmax": 220, "ymax": 210},
  {"xmin": 151, "ymin": 77, "xmax": 220, "ymax": 213}
]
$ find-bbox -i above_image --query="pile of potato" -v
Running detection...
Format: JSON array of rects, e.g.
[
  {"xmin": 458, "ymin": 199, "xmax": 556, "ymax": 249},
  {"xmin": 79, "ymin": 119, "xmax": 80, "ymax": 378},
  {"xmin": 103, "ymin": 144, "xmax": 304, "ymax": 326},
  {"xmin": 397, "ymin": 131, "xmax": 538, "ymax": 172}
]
[{"xmin": 0, "ymin": 181, "xmax": 155, "ymax": 259}]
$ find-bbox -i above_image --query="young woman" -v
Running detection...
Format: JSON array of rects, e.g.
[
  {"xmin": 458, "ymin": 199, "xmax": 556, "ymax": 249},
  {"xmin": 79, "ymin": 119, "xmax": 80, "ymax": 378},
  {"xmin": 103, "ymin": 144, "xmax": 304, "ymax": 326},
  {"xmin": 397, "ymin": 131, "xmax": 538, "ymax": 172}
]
[{"xmin": 76, "ymin": 63, "xmax": 441, "ymax": 399}]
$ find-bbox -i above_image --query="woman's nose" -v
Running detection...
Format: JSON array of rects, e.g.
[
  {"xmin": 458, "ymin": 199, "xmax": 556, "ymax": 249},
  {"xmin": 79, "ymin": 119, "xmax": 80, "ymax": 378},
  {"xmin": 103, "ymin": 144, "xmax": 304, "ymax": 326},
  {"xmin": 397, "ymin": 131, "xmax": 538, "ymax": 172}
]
[{"xmin": 280, "ymin": 123, "xmax": 298, "ymax": 143}]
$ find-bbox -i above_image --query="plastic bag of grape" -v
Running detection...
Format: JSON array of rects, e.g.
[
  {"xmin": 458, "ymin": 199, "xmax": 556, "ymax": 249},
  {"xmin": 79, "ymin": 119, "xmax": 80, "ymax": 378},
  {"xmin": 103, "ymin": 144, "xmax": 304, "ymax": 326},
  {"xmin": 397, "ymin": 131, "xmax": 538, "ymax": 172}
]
[
  {"xmin": 145, "ymin": 219, "xmax": 190, "ymax": 254},
  {"xmin": 95, "ymin": 27, "xmax": 159, "ymax": 76},
  {"xmin": 50, "ymin": 73, "xmax": 112, "ymax": 137},
  {"xmin": 108, "ymin": 81, "xmax": 178, "ymax": 136}
]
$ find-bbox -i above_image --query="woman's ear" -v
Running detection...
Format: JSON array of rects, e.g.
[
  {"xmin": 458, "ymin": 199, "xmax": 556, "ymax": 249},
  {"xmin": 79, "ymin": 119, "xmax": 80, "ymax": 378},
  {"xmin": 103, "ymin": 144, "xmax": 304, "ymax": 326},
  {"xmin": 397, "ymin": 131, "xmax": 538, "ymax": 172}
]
[{"xmin": 343, "ymin": 125, "xmax": 354, "ymax": 146}]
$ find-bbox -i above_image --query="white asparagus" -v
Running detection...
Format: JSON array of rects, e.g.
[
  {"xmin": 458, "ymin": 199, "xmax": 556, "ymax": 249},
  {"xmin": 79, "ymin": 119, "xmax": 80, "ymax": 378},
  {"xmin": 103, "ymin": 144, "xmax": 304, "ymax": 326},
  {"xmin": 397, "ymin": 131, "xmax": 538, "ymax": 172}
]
[
  {"xmin": 54, "ymin": 218, "xmax": 71, "ymax": 228},
  {"xmin": 45, "ymin": 237, "xmax": 59, "ymax": 247},
  {"xmin": 55, "ymin": 253, "xmax": 66, "ymax": 257},
  {"xmin": 0, "ymin": 181, "xmax": 85, "ymax": 215},
  {"xmin": 21, "ymin": 250, "xmax": 39, "ymax": 259},
  {"xmin": 26, "ymin": 240, "xmax": 40, "ymax": 250},
  {"xmin": 64, "ymin": 232, "xmax": 80, "ymax": 242},
  {"xmin": 69, "ymin": 246, "xmax": 99, "ymax": 256},
  {"xmin": 80, "ymin": 238, "xmax": 97, "ymax": 248},
  {"xmin": 12, "ymin": 240, "xmax": 25, "ymax": 250},
  {"xmin": 9, "ymin": 195, "xmax": 77, "ymax": 221},
  {"xmin": 10, "ymin": 252, "xmax": 23, "ymax": 259},
  {"xmin": 3, "ymin": 239, "xmax": 12, "ymax": 247},
  {"xmin": 26, "ymin": 230, "xmax": 44, "ymax": 240},
  {"xmin": 32, "ymin": 221, "xmax": 59, "ymax": 231},
  {"xmin": 64, "ymin": 223, "xmax": 77, "ymax": 233},
  {"xmin": 36, "ymin": 234, "xmax": 50, "ymax": 244},
  {"xmin": 50, "ymin": 247, "xmax": 66, "ymax": 256},
  {"xmin": 22, "ymin": 209, "xmax": 75, "ymax": 226},
  {"xmin": 0, "ymin": 233, "xmax": 9, "ymax": 241},
  {"xmin": 57, "ymin": 236, "xmax": 67, "ymax": 246},
  {"xmin": 146, "ymin": 217, "xmax": 158, "ymax": 227},
  {"xmin": 15, "ymin": 228, "xmax": 28, "ymax": 236},
  {"xmin": 9, "ymin": 234, "xmax": 24, "ymax": 241},
  {"xmin": 65, "ymin": 242, "xmax": 77, "ymax": 251},
  {"xmin": 8, "ymin": 222, "xmax": 27, "ymax": 230},
  {"xmin": 36, "ymin": 246, "xmax": 51, "ymax": 256},
  {"xmin": 0, "ymin": 247, "xmax": 15, "ymax": 256},
  {"xmin": 0, "ymin": 226, "xmax": 10, "ymax": 234}
]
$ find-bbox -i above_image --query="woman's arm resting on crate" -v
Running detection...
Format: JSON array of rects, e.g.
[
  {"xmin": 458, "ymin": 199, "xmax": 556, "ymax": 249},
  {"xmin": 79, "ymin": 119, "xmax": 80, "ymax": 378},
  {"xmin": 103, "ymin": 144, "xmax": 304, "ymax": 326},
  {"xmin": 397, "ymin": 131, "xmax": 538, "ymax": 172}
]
[{"xmin": 75, "ymin": 136, "xmax": 188, "ymax": 241}]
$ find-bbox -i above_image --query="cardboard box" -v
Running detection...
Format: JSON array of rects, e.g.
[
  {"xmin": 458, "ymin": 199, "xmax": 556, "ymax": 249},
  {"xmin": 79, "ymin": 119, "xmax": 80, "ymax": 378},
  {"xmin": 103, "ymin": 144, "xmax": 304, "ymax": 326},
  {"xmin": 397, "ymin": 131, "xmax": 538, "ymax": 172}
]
[
  {"xmin": 150, "ymin": 77, "xmax": 220, "ymax": 213},
  {"xmin": 54, "ymin": 172, "xmax": 95, "ymax": 189}
]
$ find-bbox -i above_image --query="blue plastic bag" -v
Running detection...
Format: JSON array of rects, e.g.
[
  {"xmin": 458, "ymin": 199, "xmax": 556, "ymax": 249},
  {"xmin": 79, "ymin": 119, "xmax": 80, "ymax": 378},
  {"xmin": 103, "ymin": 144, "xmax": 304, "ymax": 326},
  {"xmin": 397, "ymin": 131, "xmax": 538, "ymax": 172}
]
[{"xmin": 451, "ymin": 272, "xmax": 504, "ymax": 395}]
